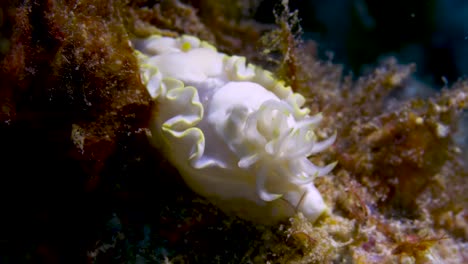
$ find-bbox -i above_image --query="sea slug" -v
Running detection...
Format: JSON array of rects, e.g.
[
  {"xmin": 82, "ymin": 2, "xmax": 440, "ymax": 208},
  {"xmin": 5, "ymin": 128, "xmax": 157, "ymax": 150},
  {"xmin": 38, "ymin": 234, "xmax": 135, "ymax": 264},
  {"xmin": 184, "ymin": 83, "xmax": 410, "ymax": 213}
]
[{"xmin": 133, "ymin": 34, "xmax": 336, "ymax": 224}]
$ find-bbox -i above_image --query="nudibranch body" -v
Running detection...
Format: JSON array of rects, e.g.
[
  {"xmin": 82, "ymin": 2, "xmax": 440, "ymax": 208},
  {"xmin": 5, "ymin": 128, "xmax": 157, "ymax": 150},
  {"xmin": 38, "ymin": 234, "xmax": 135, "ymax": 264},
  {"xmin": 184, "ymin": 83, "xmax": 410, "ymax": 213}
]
[{"xmin": 133, "ymin": 35, "xmax": 336, "ymax": 224}]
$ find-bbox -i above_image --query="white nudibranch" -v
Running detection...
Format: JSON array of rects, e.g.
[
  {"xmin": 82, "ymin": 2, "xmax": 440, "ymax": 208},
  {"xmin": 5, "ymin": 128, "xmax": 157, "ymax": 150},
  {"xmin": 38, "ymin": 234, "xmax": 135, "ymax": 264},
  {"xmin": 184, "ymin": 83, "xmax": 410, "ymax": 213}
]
[{"xmin": 132, "ymin": 34, "xmax": 337, "ymax": 224}]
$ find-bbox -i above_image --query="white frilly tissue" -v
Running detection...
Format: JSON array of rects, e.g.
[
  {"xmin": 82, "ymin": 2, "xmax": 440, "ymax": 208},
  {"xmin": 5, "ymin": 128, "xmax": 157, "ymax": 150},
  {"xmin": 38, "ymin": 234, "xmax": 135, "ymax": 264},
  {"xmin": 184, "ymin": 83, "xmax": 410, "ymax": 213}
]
[{"xmin": 133, "ymin": 35, "xmax": 336, "ymax": 224}]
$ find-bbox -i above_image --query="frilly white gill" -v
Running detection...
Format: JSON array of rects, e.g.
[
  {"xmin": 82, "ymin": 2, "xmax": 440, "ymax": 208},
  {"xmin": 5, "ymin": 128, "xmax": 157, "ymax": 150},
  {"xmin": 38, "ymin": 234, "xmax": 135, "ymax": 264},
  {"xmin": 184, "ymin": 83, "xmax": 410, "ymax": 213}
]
[{"xmin": 132, "ymin": 35, "xmax": 337, "ymax": 224}]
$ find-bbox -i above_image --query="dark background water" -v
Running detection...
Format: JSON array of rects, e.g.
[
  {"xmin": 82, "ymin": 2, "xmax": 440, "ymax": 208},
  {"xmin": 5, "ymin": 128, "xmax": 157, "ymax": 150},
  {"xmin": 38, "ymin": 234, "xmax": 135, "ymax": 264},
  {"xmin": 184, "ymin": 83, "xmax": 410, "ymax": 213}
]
[{"xmin": 255, "ymin": 0, "xmax": 468, "ymax": 87}]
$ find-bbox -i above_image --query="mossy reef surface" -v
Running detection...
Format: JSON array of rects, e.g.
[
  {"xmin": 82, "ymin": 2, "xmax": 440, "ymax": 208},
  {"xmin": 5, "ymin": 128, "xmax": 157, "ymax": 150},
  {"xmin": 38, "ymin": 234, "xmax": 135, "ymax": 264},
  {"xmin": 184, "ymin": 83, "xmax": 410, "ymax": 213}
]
[{"xmin": 0, "ymin": 0, "xmax": 467, "ymax": 263}]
